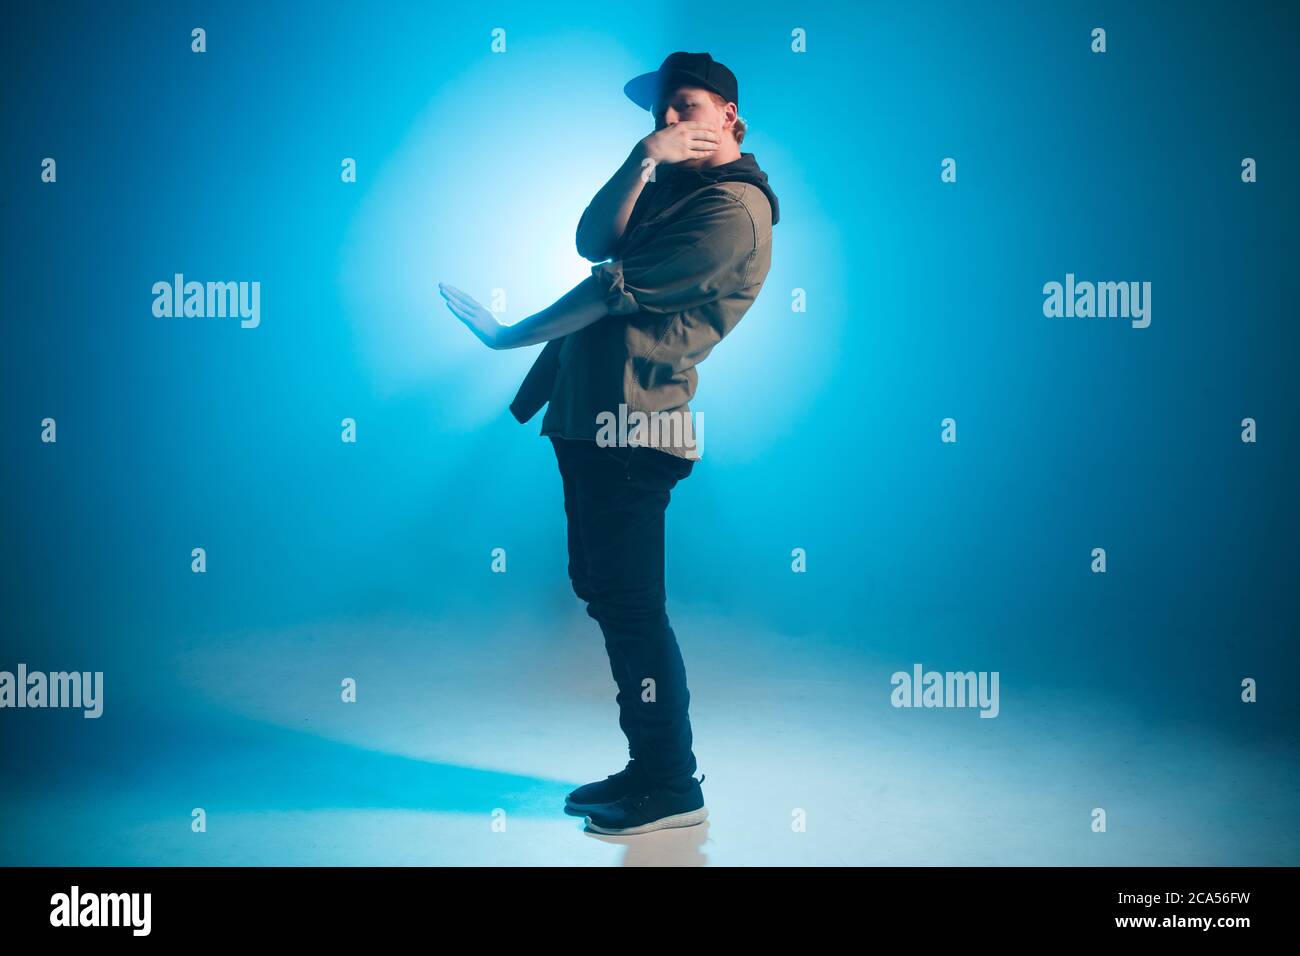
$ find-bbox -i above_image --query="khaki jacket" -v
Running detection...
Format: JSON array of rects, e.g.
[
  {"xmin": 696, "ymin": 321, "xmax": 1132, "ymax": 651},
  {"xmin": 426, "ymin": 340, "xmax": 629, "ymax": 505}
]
[{"xmin": 510, "ymin": 175, "xmax": 775, "ymax": 460}]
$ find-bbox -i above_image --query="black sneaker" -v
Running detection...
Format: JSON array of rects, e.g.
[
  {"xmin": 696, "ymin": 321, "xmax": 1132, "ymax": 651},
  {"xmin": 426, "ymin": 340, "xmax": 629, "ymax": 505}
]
[
  {"xmin": 583, "ymin": 773, "xmax": 708, "ymax": 835},
  {"xmin": 564, "ymin": 760, "xmax": 648, "ymax": 815}
]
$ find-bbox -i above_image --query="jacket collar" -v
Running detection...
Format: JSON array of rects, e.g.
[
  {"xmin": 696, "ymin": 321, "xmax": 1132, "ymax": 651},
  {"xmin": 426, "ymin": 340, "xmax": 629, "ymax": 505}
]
[{"xmin": 654, "ymin": 152, "xmax": 780, "ymax": 225}]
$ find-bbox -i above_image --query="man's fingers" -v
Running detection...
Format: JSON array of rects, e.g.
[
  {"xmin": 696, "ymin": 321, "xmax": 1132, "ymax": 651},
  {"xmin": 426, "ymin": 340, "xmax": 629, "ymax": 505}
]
[
  {"xmin": 440, "ymin": 290, "xmax": 475, "ymax": 321},
  {"xmin": 439, "ymin": 282, "xmax": 473, "ymax": 304},
  {"xmin": 439, "ymin": 285, "xmax": 497, "ymax": 347},
  {"xmin": 441, "ymin": 290, "xmax": 492, "ymax": 331},
  {"xmin": 440, "ymin": 284, "xmax": 479, "ymax": 312},
  {"xmin": 442, "ymin": 291, "xmax": 473, "ymax": 313},
  {"xmin": 439, "ymin": 282, "xmax": 476, "ymax": 303}
]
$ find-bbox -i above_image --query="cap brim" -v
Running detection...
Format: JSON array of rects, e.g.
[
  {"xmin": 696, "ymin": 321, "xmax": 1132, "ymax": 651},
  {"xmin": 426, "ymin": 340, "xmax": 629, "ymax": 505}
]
[
  {"xmin": 624, "ymin": 69, "xmax": 719, "ymax": 112},
  {"xmin": 623, "ymin": 70, "xmax": 662, "ymax": 111}
]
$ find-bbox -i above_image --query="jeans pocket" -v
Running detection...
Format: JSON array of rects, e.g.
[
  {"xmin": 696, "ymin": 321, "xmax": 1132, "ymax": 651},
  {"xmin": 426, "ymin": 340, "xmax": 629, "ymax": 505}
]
[
  {"xmin": 596, "ymin": 441, "xmax": 634, "ymax": 475},
  {"xmin": 628, "ymin": 446, "xmax": 694, "ymax": 490}
]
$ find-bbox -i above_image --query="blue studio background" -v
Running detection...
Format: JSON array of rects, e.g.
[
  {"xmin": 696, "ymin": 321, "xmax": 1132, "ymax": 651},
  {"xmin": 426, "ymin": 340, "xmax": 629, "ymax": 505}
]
[{"xmin": 2, "ymin": 0, "xmax": 1297, "ymax": 865}]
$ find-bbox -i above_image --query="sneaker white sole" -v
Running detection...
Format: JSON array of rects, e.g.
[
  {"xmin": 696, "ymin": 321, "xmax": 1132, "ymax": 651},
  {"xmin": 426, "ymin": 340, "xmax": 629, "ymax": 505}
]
[{"xmin": 584, "ymin": 805, "xmax": 708, "ymax": 836}]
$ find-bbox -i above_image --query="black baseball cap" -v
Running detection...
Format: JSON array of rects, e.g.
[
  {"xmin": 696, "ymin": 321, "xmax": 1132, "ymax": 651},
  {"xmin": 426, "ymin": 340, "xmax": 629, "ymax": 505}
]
[{"xmin": 623, "ymin": 52, "xmax": 739, "ymax": 114}]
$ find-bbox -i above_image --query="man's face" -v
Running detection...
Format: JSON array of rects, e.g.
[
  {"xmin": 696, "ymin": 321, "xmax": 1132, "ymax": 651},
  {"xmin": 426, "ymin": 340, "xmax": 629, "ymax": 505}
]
[{"xmin": 653, "ymin": 84, "xmax": 735, "ymax": 166}]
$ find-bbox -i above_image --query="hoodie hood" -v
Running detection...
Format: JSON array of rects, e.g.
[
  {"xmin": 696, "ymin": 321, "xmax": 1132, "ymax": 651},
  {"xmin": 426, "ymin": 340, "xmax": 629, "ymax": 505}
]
[
  {"xmin": 674, "ymin": 152, "xmax": 780, "ymax": 226},
  {"xmin": 632, "ymin": 151, "xmax": 781, "ymax": 230}
]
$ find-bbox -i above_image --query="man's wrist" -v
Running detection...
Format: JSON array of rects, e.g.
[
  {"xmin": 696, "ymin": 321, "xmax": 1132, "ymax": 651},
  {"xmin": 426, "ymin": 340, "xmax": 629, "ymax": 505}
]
[
  {"xmin": 493, "ymin": 318, "xmax": 518, "ymax": 350},
  {"xmin": 630, "ymin": 139, "xmax": 664, "ymax": 177}
]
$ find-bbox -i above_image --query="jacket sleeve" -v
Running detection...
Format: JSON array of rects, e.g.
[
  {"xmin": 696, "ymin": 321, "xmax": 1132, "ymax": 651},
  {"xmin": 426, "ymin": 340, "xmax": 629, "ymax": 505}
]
[
  {"xmin": 589, "ymin": 188, "xmax": 758, "ymax": 317},
  {"xmin": 575, "ymin": 205, "xmax": 604, "ymax": 263}
]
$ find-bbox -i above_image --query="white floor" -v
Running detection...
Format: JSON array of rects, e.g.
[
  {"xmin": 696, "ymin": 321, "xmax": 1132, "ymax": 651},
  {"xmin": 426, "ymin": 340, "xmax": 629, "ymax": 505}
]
[{"xmin": 3, "ymin": 607, "xmax": 1296, "ymax": 866}]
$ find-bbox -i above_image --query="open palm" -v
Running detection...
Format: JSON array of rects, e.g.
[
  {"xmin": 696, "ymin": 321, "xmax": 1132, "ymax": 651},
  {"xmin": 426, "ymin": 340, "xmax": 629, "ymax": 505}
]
[{"xmin": 439, "ymin": 282, "xmax": 502, "ymax": 349}]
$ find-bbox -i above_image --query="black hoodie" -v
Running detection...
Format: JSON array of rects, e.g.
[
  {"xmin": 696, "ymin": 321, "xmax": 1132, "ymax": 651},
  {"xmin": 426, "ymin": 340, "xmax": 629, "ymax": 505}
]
[{"xmin": 624, "ymin": 151, "xmax": 780, "ymax": 235}]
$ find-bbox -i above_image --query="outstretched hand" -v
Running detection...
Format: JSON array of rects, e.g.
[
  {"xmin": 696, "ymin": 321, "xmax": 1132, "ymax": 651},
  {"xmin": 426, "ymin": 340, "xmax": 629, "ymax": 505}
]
[{"xmin": 439, "ymin": 282, "xmax": 504, "ymax": 349}]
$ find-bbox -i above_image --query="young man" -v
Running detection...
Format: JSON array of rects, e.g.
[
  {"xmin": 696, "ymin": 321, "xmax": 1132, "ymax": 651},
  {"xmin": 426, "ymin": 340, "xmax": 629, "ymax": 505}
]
[{"xmin": 440, "ymin": 51, "xmax": 779, "ymax": 835}]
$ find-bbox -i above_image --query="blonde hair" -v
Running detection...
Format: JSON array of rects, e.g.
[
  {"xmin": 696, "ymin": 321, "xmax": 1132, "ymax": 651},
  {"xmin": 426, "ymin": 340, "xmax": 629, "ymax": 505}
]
[{"xmin": 707, "ymin": 91, "xmax": 747, "ymax": 145}]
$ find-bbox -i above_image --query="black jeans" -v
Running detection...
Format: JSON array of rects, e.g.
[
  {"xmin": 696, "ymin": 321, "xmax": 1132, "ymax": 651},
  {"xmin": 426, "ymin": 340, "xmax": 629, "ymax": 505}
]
[{"xmin": 550, "ymin": 436, "xmax": 697, "ymax": 790}]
